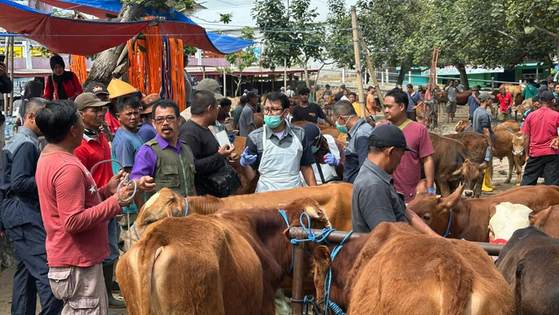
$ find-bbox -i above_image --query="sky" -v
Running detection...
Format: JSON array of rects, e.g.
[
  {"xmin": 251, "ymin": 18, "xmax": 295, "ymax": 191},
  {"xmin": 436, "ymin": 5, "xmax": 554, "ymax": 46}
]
[{"xmin": 190, "ymin": 0, "xmax": 358, "ymax": 33}]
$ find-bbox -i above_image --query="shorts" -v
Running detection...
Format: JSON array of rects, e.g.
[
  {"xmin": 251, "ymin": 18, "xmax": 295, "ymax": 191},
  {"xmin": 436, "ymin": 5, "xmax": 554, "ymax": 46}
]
[
  {"xmin": 446, "ymin": 102, "xmax": 457, "ymax": 113},
  {"xmin": 48, "ymin": 264, "xmax": 108, "ymax": 315}
]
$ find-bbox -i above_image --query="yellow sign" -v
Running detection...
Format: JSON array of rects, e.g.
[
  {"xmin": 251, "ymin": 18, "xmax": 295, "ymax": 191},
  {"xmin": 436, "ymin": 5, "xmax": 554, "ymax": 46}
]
[{"xmin": 0, "ymin": 47, "xmax": 23, "ymax": 58}]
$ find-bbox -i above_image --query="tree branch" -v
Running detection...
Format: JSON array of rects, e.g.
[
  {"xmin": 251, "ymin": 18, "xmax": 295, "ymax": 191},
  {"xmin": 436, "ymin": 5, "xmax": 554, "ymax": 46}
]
[{"xmin": 533, "ymin": 24, "xmax": 559, "ymax": 40}]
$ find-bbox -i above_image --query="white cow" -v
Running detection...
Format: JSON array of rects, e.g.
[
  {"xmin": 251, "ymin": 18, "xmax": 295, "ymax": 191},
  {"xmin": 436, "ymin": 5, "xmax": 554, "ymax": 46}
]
[{"xmin": 489, "ymin": 202, "xmax": 533, "ymax": 242}]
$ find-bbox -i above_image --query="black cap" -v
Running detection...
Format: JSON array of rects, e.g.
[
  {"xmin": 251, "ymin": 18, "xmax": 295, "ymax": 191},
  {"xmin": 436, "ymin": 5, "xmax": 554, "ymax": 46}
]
[
  {"xmin": 532, "ymin": 95, "xmax": 540, "ymax": 103},
  {"xmin": 368, "ymin": 124, "xmax": 417, "ymax": 153},
  {"xmin": 540, "ymin": 90, "xmax": 554, "ymax": 102}
]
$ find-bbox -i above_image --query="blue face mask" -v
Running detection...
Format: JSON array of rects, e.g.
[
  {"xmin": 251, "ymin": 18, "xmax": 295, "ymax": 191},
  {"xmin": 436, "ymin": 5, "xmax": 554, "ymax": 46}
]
[
  {"xmin": 335, "ymin": 115, "xmax": 352, "ymax": 134},
  {"xmin": 264, "ymin": 110, "xmax": 285, "ymax": 128},
  {"xmin": 311, "ymin": 146, "xmax": 319, "ymax": 154}
]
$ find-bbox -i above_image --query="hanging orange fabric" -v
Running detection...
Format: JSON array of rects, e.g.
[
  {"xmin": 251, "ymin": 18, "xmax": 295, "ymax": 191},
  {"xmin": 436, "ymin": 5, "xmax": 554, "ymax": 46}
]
[{"xmin": 69, "ymin": 54, "xmax": 87, "ymax": 84}]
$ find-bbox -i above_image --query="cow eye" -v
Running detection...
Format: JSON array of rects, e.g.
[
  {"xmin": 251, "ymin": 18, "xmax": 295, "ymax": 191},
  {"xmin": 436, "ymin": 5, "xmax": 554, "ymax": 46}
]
[{"xmin": 423, "ymin": 214, "xmax": 431, "ymax": 221}]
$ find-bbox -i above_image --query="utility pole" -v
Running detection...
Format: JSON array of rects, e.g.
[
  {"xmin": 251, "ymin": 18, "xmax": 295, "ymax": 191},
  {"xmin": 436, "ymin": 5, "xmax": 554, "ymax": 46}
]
[
  {"xmin": 350, "ymin": 6, "xmax": 365, "ymax": 118},
  {"xmin": 356, "ymin": 26, "xmax": 384, "ymax": 105}
]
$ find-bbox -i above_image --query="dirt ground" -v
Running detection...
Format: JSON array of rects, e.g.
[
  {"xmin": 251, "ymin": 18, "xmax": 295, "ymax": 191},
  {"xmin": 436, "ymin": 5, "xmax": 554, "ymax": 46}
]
[{"xmin": 0, "ymin": 104, "xmax": 529, "ymax": 314}]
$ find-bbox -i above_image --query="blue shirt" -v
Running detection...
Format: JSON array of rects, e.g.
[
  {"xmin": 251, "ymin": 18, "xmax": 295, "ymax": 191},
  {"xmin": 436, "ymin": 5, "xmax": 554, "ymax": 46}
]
[
  {"xmin": 467, "ymin": 95, "xmax": 480, "ymax": 118},
  {"xmin": 342, "ymin": 118, "xmax": 374, "ymax": 184},
  {"xmin": 137, "ymin": 122, "xmax": 157, "ymax": 143},
  {"xmin": 112, "ymin": 128, "xmax": 144, "ymax": 214},
  {"xmin": 406, "ymin": 91, "xmax": 423, "ymax": 112}
]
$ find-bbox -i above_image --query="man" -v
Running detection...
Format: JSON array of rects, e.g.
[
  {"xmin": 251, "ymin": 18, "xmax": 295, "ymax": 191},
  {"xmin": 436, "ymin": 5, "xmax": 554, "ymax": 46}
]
[
  {"xmin": 522, "ymin": 91, "xmax": 559, "ymax": 186},
  {"xmin": 334, "ymin": 84, "xmax": 346, "ymax": 102},
  {"xmin": 456, "ymin": 80, "xmax": 465, "ymax": 92},
  {"xmin": 348, "ymin": 92, "xmax": 362, "ymax": 117},
  {"xmin": 378, "ymin": 88, "xmax": 435, "ymax": 203},
  {"xmin": 179, "ymin": 91, "xmax": 236, "ymax": 197},
  {"xmin": 285, "ymin": 85, "xmax": 295, "ymax": 98},
  {"xmin": 233, "ymin": 95, "xmax": 248, "ymax": 129},
  {"xmin": 331, "ymin": 100, "xmax": 373, "ymax": 184},
  {"xmin": 0, "ymin": 98, "xmax": 63, "ymax": 315},
  {"xmin": 241, "ymin": 92, "xmax": 317, "ymax": 192},
  {"xmin": 445, "ymin": 80, "xmax": 458, "ymax": 123},
  {"xmin": 406, "ymin": 84, "xmax": 423, "ymax": 121},
  {"xmin": 321, "ymin": 84, "xmax": 332, "ymax": 103},
  {"xmin": 0, "ymin": 60, "xmax": 13, "ymax": 94},
  {"xmin": 554, "ymin": 84, "xmax": 559, "ymax": 97},
  {"xmin": 521, "ymin": 95, "xmax": 539, "ymax": 127},
  {"xmin": 497, "ymin": 86, "xmax": 513, "ymax": 121},
  {"xmin": 291, "ymin": 87, "xmax": 336, "ymax": 126},
  {"xmin": 467, "ymin": 86, "xmax": 481, "ymax": 121},
  {"xmin": 522, "ymin": 78, "xmax": 538, "ymax": 100},
  {"xmin": 184, "ymin": 54, "xmax": 194, "ymax": 109},
  {"xmin": 131, "ymin": 99, "xmax": 196, "ymax": 207},
  {"xmin": 180, "ymin": 78, "xmax": 221, "ymax": 122},
  {"xmin": 352, "ymin": 124, "xmax": 439, "ymax": 235},
  {"xmin": 238, "ymin": 92, "xmax": 258, "ymax": 137},
  {"xmin": 366, "ymin": 85, "xmax": 381, "ymax": 122},
  {"xmin": 137, "ymin": 93, "xmax": 160, "ymax": 143},
  {"xmin": 106, "ymin": 79, "xmax": 138, "ymax": 135},
  {"xmin": 301, "ymin": 123, "xmax": 343, "ymax": 184},
  {"xmin": 35, "ymin": 100, "xmax": 152, "ymax": 315},
  {"xmin": 472, "ymin": 92, "xmax": 496, "ymax": 191},
  {"xmin": 73, "ymin": 93, "xmax": 126, "ymax": 308},
  {"xmin": 217, "ymin": 98, "xmax": 232, "ymax": 124},
  {"xmin": 84, "ymin": 82, "xmax": 113, "ymax": 141}
]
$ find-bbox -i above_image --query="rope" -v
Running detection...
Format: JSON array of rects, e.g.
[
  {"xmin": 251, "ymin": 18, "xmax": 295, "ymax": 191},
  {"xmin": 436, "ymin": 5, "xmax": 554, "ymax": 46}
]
[
  {"xmin": 464, "ymin": 124, "xmax": 472, "ymax": 132},
  {"xmin": 290, "ymin": 212, "xmax": 337, "ymax": 245},
  {"xmin": 444, "ymin": 210, "xmax": 453, "ymax": 238},
  {"xmin": 322, "ymin": 231, "xmax": 353, "ymax": 315}
]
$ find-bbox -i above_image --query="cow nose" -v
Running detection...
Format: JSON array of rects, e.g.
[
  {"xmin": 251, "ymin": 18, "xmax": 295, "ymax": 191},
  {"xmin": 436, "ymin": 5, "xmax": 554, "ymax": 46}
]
[{"xmin": 464, "ymin": 190, "xmax": 474, "ymax": 197}]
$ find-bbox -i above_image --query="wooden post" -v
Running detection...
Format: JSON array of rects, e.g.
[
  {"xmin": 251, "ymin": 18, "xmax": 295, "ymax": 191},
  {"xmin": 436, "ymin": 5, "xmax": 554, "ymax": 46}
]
[
  {"xmin": 356, "ymin": 26, "xmax": 384, "ymax": 105},
  {"xmin": 350, "ymin": 6, "xmax": 365, "ymax": 118},
  {"xmin": 491, "ymin": 77, "xmax": 495, "ymax": 92},
  {"xmin": 8, "ymin": 37, "xmax": 14, "ymax": 116},
  {"xmin": 291, "ymin": 229, "xmax": 306, "ymax": 315},
  {"xmin": 283, "ymin": 58, "xmax": 287, "ymax": 90},
  {"xmin": 223, "ymin": 68, "xmax": 227, "ymax": 97}
]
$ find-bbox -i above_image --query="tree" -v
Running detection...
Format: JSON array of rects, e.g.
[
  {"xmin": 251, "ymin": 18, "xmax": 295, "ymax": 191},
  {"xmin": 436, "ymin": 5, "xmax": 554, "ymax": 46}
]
[
  {"xmin": 324, "ymin": 0, "xmax": 354, "ymax": 69},
  {"xmin": 85, "ymin": 0, "xmax": 195, "ymax": 86},
  {"xmin": 225, "ymin": 27, "xmax": 258, "ymax": 96},
  {"xmin": 252, "ymin": 0, "xmax": 291, "ymax": 70}
]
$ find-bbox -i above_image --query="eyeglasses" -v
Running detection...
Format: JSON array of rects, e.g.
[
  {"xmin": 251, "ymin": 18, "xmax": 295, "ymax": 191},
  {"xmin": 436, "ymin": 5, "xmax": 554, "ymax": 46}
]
[
  {"xmin": 263, "ymin": 107, "xmax": 284, "ymax": 114},
  {"xmin": 154, "ymin": 115, "xmax": 177, "ymax": 125}
]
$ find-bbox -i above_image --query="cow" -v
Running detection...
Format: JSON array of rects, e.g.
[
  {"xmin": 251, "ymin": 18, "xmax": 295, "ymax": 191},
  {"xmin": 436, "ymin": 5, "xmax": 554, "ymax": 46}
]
[
  {"xmin": 499, "ymin": 83, "xmax": 524, "ymax": 107},
  {"xmin": 488, "ymin": 202, "xmax": 532, "ymax": 243},
  {"xmin": 493, "ymin": 128, "xmax": 524, "ymax": 185},
  {"xmin": 529, "ymin": 205, "xmax": 559, "ymax": 239},
  {"xmin": 119, "ymin": 183, "xmax": 353, "ymax": 251},
  {"xmin": 291, "ymin": 121, "xmax": 340, "ymax": 138},
  {"xmin": 429, "ymin": 132, "xmax": 485, "ymax": 197},
  {"xmin": 312, "ymin": 222, "xmax": 514, "ymax": 315},
  {"xmin": 116, "ymin": 198, "xmax": 331, "ymax": 315},
  {"xmin": 454, "ymin": 119, "xmax": 520, "ymax": 134},
  {"xmin": 230, "ymin": 136, "xmax": 258, "ymax": 194},
  {"xmin": 408, "ymin": 182, "xmax": 559, "ymax": 241},
  {"xmin": 511, "ymin": 132, "xmax": 526, "ymax": 185},
  {"xmin": 443, "ymin": 132, "xmax": 490, "ymax": 197},
  {"xmin": 455, "ymin": 119, "xmax": 474, "ymax": 133},
  {"xmin": 497, "ymin": 226, "xmax": 559, "ymax": 315}
]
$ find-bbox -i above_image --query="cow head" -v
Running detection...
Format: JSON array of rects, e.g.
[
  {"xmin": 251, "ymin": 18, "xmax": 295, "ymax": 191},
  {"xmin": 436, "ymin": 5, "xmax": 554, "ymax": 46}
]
[
  {"xmin": 407, "ymin": 183, "xmax": 465, "ymax": 236},
  {"xmin": 118, "ymin": 188, "xmax": 187, "ymax": 252},
  {"xmin": 488, "ymin": 202, "xmax": 532, "ymax": 243},
  {"xmin": 284, "ymin": 198, "xmax": 332, "ymax": 230},
  {"xmin": 529, "ymin": 206, "xmax": 554, "ymax": 230},
  {"xmin": 451, "ymin": 158, "xmax": 486, "ymax": 197},
  {"xmin": 454, "ymin": 120, "xmax": 471, "ymax": 133},
  {"xmin": 512, "ymin": 132, "xmax": 525, "ymax": 156}
]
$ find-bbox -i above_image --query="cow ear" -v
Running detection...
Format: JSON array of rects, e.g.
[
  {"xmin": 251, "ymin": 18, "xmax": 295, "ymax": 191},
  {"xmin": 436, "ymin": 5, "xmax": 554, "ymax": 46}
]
[
  {"xmin": 312, "ymin": 245, "xmax": 331, "ymax": 263},
  {"xmin": 415, "ymin": 179, "xmax": 429, "ymax": 194},
  {"xmin": 304, "ymin": 205, "xmax": 332, "ymax": 229},
  {"xmin": 440, "ymin": 184, "xmax": 463, "ymax": 209},
  {"xmin": 530, "ymin": 206, "xmax": 553, "ymax": 228}
]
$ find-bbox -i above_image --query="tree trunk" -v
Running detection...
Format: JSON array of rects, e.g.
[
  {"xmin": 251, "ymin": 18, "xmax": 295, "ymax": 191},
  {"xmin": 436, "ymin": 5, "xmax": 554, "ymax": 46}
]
[
  {"xmin": 397, "ymin": 65, "xmax": 409, "ymax": 86},
  {"xmin": 303, "ymin": 59, "xmax": 310, "ymax": 88},
  {"xmin": 234, "ymin": 73, "xmax": 243, "ymax": 96},
  {"xmin": 84, "ymin": 4, "xmax": 145, "ymax": 86},
  {"xmin": 455, "ymin": 62, "xmax": 470, "ymax": 90}
]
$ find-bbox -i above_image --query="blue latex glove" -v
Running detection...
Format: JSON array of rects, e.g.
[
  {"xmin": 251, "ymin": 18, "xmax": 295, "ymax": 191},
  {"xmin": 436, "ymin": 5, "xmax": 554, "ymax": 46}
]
[
  {"xmin": 240, "ymin": 148, "xmax": 257, "ymax": 167},
  {"xmin": 324, "ymin": 153, "xmax": 339, "ymax": 166}
]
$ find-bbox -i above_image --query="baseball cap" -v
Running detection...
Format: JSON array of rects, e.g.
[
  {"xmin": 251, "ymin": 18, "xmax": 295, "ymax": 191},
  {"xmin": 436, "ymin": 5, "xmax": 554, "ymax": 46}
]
[
  {"xmin": 197, "ymin": 78, "xmax": 224, "ymax": 99},
  {"xmin": 75, "ymin": 92, "xmax": 110, "ymax": 111},
  {"xmin": 368, "ymin": 124, "xmax": 417, "ymax": 153},
  {"xmin": 479, "ymin": 92, "xmax": 495, "ymax": 102},
  {"xmin": 532, "ymin": 95, "xmax": 540, "ymax": 103},
  {"xmin": 85, "ymin": 82, "xmax": 109, "ymax": 95},
  {"xmin": 539, "ymin": 90, "xmax": 555, "ymax": 102},
  {"xmin": 107, "ymin": 79, "xmax": 138, "ymax": 99}
]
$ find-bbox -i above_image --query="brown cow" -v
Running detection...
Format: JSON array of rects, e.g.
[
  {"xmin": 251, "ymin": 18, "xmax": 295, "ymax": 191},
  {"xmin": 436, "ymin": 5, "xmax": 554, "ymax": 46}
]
[
  {"xmin": 444, "ymin": 133, "xmax": 490, "ymax": 197},
  {"xmin": 494, "ymin": 120, "xmax": 520, "ymax": 133},
  {"xmin": 493, "ymin": 128, "xmax": 524, "ymax": 185},
  {"xmin": 455, "ymin": 119, "xmax": 520, "ymax": 134},
  {"xmin": 116, "ymin": 198, "xmax": 331, "ymax": 315},
  {"xmin": 291, "ymin": 121, "xmax": 340, "ymax": 138},
  {"xmin": 454, "ymin": 119, "xmax": 473, "ymax": 133},
  {"xmin": 496, "ymin": 226, "xmax": 559, "ymax": 315},
  {"xmin": 499, "ymin": 83, "xmax": 524, "ymax": 107},
  {"xmin": 312, "ymin": 222, "xmax": 514, "ymax": 315},
  {"xmin": 530, "ymin": 205, "xmax": 559, "ymax": 238},
  {"xmin": 408, "ymin": 182, "xmax": 559, "ymax": 241},
  {"xmin": 119, "ymin": 183, "xmax": 353, "ymax": 251},
  {"xmin": 429, "ymin": 132, "xmax": 485, "ymax": 197},
  {"xmin": 230, "ymin": 136, "xmax": 258, "ymax": 194}
]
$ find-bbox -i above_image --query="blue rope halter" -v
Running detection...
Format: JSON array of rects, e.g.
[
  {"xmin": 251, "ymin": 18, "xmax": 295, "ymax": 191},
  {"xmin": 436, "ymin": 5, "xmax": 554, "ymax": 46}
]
[{"xmin": 444, "ymin": 210, "xmax": 453, "ymax": 238}]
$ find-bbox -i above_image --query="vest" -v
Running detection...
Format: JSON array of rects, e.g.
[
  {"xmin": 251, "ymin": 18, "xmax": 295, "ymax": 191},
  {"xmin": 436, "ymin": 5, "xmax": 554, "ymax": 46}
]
[{"xmin": 145, "ymin": 138, "xmax": 195, "ymax": 199}]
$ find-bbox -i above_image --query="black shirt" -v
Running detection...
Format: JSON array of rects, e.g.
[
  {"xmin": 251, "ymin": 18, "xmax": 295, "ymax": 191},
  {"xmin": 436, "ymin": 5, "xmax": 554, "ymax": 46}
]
[
  {"xmin": 291, "ymin": 103, "xmax": 327, "ymax": 124},
  {"xmin": 178, "ymin": 120, "xmax": 227, "ymax": 196},
  {"xmin": 334, "ymin": 91, "xmax": 344, "ymax": 102}
]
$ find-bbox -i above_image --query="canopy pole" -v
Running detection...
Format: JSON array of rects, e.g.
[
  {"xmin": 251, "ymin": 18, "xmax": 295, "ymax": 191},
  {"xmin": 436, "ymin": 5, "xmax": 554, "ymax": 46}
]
[
  {"xmin": 9, "ymin": 37, "xmax": 14, "ymax": 116},
  {"xmin": 283, "ymin": 58, "xmax": 287, "ymax": 90}
]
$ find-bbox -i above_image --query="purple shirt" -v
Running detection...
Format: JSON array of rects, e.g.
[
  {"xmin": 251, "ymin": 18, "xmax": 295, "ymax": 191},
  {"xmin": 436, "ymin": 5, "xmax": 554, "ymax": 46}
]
[{"xmin": 130, "ymin": 134, "xmax": 183, "ymax": 179}]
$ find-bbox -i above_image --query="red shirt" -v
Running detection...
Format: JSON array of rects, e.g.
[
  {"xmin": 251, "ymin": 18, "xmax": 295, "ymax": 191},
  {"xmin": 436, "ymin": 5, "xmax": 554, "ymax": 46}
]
[
  {"xmin": 74, "ymin": 132, "xmax": 112, "ymax": 187},
  {"xmin": 497, "ymin": 92, "xmax": 513, "ymax": 113},
  {"xmin": 521, "ymin": 107, "xmax": 559, "ymax": 157},
  {"xmin": 42, "ymin": 72, "xmax": 83, "ymax": 100},
  {"xmin": 105, "ymin": 112, "xmax": 120, "ymax": 135},
  {"xmin": 36, "ymin": 151, "xmax": 121, "ymax": 267}
]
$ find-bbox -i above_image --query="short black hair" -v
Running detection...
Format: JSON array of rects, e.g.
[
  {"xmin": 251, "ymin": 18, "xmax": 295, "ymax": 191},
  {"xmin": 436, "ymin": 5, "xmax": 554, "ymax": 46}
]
[
  {"xmin": 348, "ymin": 92, "xmax": 357, "ymax": 97},
  {"xmin": 406, "ymin": 84, "xmax": 413, "ymax": 89},
  {"xmin": 265, "ymin": 92, "xmax": 290, "ymax": 110},
  {"xmin": 116, "ymin": 95, "xmax": 141, "ymax": 113},
  {"xmin": 191, "ymin": 90, "xmax": 216, "ymax": 115},
  {"xmin": 386, "ymin": 88, "xmax": 408, "ymax": 107},
  {"xmin": 36, "ymin": 100, "xmax": 78, "ymax": 144},
  {"xmin": 152, "ymin": 99, "xmax": 180, "ymax": 118},
  {"xmin": 325, "ymin": 84, "xmax": 331, "ymax": 89},
  {"xmin": 332, "ymin": 100, "xmax": 357, "ymax": 116},
  {"xmin": 220, "ymin": 98, "xmax": 232, "ymax": 107},
  {"xmin": 299, "ymin": 87, "xmax": 310, "ymax": 95},
  {"xmin": 239, "ymin": 95, "xmax": 248, "ymax": 104},
  {"xmin": 246, "ymin": 91, "xmax": 258, "ymax": 100}
]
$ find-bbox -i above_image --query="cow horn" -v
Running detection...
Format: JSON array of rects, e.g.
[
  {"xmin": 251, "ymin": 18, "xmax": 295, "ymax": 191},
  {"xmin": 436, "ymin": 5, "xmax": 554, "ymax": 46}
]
[{"xmin": 441, "ymin": 184, "xmax": 464, "ymax": 209}]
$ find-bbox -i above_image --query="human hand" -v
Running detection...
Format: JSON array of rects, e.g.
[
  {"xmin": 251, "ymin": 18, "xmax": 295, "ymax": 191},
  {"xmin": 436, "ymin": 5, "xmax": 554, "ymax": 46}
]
[
  {"xmin": 113, "ymin": 180, "xmax": 135, "ymax": 207},
  {"xmin": 134, "ymin": 176, "xmax": 156, "ymax": 193},
  {"xmin": 228, "ymin": 152, "xmax": 239, "ymax": 163},
  {"xmin": 107, "ymin": 170, "xmax": 127, "ymax": 194},
  {"xmin": 324, "ymin": 153, "xmax": 339, "ymax": 166},
  {"xmin": 0, "ymin": 63, "xmax": 6, "ymax": 76},
  {"xmin": 240, "ymin": 147, "xmax": 257, "ymax": 167},
  {"xmin": 218, "ymin": 144, "xmax": 235, "ymax": 157},
  {"xmin": 551, "ymin": 137, "xmax": 559, "ymax": 150}
]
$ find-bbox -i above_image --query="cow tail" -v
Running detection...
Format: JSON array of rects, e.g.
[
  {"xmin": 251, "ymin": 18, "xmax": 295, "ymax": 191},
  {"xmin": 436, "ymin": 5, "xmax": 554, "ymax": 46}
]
[
  {"xmin": 138, "ymin": 234, "xmax": 167, "ymax": 315},
  {"xmin": 440, "ymin": 253, "xmax": 472, "ymax": 315},
  {"xmin": 514, "ymin": 260, "xmax": 525, "ymax": 313}
]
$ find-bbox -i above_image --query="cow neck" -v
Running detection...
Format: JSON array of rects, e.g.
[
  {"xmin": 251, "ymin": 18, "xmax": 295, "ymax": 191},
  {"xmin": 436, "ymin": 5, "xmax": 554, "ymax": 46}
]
[
  {"xmin": 327, "ymin": 235, "xmax": 369, "ymax": 309},
  {"xmin": 187, "ymin": 195, "xmax": 225, "ymax": 215},
  {"xmin": 448, "ymin": 198, "xmax": 471, "ymax": 239}
]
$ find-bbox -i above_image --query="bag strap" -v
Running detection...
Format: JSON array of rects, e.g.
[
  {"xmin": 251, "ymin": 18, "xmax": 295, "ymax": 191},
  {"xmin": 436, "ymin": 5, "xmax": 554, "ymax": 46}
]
[{"xmin": 398, "ymin": 119, "xmax": 413, "ymax": 131}]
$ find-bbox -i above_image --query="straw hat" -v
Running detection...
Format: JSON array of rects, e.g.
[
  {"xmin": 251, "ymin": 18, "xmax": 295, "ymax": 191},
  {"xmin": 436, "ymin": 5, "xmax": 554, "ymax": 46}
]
[{"xmin": 107, "ymin": 79, "xmax": 138, "ymax": 99}]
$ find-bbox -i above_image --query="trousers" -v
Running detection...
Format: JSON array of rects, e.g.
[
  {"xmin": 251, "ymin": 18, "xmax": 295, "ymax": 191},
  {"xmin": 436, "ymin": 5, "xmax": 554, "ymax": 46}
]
[{"xmin": 521, "ymin": 154, "xmax": 559, "ymax": 186}]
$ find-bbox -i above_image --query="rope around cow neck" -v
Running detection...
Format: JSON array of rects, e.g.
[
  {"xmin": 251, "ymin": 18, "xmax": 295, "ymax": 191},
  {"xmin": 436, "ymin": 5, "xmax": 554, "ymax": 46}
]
[{"xmin": 444, "ymin": 210, "xmax": 453, "ymax": 238}]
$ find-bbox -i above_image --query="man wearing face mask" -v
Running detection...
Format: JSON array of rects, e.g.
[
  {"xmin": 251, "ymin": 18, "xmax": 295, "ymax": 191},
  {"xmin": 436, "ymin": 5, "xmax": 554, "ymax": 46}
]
[
  {"xmin": 331, "ymin": 100, "xmax": 374, "ymax": 184},
  {"xmin": 302, "ymin": 123, "xmax": 344, "ymax": 184}
]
